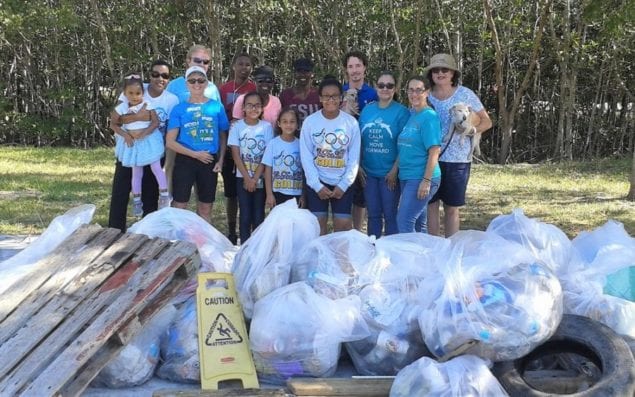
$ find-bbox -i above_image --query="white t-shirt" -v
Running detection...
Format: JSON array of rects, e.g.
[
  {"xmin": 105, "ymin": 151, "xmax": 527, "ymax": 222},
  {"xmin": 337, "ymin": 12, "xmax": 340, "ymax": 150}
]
[
  {"xmin": 117, "ymin": 83, "xmax": 179, "ymax": 135},
  {"xmin": 261, "ymin": 136, "xmax": 303, "ymax": 196},
  {"xmin": 115, "ymin": 102, "xmax": 154, "ymax": 130},
  {"xmin": 227, "ymin": 119, "xmax": 274, "ymax": 178},
  {"xmin": 300, "ymin": 110, "xmax": 360, "ymax": 192}
]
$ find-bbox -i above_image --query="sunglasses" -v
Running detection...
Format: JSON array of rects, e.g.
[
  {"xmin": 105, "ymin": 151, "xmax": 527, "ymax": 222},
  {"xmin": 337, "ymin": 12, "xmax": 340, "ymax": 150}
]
[
  {"xmin": 187, "ymin": 78, "xmax": 207, "ymax": 85},
  {"xmin": 255, "ymin": 78, "xmax": 274, "ymax": 84},
  {"xmin": 192, "ymin": 57, "xmax": 211, "ymax": 65},
  {"xmin": 150, "ymin": 71, "xmax": 170, "ymax": 79},
  {"xmin": 376, "ymin": 82, "xmax": 395, "ymax": 90},
  {"xmin": 431, "ymin": 67, "xmax": 451, "ymax": 74}
]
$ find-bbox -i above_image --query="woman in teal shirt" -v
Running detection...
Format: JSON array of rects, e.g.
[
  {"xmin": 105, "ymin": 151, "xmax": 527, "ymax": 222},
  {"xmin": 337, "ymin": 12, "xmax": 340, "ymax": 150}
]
[{"xmin": 396, "ymin": 76, "xmax": 442, "ymax": 233}]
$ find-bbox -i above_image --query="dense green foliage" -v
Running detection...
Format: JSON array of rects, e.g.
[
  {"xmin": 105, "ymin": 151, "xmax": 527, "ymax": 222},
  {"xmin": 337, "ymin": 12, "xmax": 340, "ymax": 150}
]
[{"xmin": 0, "ymin": 0, "xmax": 633, "ymax": 163}]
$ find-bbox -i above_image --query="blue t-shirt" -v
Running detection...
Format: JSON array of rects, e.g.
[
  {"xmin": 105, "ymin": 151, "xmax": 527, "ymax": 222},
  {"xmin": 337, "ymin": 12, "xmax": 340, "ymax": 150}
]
[
  {"xmin": 167, "ymin": 99, "xmax": 229, "ymax": 154},
  {"xmin": 428, "ymin": 85, "xmax": 485, "ymax": 163},
  {"xmin": 397, "ymin": 107, "xmax": 442, "ymax": 180},
  {"xmin": 343, "ymin": 82, "xmax": 378, "ymax": 112},
  {"xmin": 261, "ymin": 136, "xmax": 303, "ymax": 196},
  {"xmin": 167, "ymin": 76, "xmax": 221, "ymax": 103},
  {"xmin": 359, "ymin": 101, "xmax": 410, "ymax": 177}
]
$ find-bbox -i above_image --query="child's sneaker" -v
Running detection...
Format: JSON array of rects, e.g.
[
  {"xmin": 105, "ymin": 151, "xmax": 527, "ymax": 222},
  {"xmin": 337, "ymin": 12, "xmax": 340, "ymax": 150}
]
[
  {"xmin": 132, "ymin": 200, "xmax": 143, "ymax": 218},
  {"xmin": 159, "ymin": 194, "xmax": 172, "ymax": 209}
]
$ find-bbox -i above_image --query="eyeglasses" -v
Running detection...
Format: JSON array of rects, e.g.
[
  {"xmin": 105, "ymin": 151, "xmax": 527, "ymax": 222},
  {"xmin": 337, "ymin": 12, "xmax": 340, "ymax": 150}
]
[
  {"xmin": 376, "ymin": 82, "xmax": 395, "ymax": 90},
  {"xmin": 431, "ymin": 67, "xmax": 451, "ymax": 74},
  {"xmin": 192, "ymin": 57, "xmax": 211, "ymax": 65},
  {"xmin": 150, "ymin": 71, "xmax": 170, "ymax": 79},
  {"xmin": 244, "ymin": 103, "xmax": 263, "ymax": 110},
  {"xmin": 320, "ymin": 95, "xmax": 341, "ymax": 102},
  {"xmin": 187, "ymin": 78, "xmax": 207, "ymax": 85},
  {"xmin": 407, "ymin": 88, "xmax": 426, "ymax": 95},
  {"xmin": 255, "ymin": 78, "xmax": 274, "ymax": 84},
  {"xmin": 124, "ymin": 74, "xmax": 141, "ymax": 80}
]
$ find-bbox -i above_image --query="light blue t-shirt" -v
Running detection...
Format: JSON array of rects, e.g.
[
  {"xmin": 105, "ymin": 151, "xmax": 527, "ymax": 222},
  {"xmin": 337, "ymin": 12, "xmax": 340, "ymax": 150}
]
[
  {"xmin": 227, "ymin": 119, "xmax": 274, "ymax": 178},
  {"xmin": 397, "ymin": 107, "xmax": 442, "ymax": 180},
  {"xmin": 167, "ymin": 99, "xmax": 229, "ymax": 154},
  {"xmin": 261, "ymin": 136, "xmax": 303, "ymax": 196},
  {"xmin": 359, "ymin": 101, "xmax": 410, "ymax": 177},
  {"xmin": 428, "ymin": 85, "xmax": 484, "ymax": 163},
  {"xmin": 167, "ymin": 76, "xmax": 221, "ymax": 103}
]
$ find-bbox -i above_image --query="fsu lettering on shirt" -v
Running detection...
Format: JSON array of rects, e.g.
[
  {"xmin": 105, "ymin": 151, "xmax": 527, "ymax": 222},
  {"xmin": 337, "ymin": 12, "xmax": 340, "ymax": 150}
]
[{"xmin": 280, "ymin": 87, "xmax": 321, "ymax": 126}]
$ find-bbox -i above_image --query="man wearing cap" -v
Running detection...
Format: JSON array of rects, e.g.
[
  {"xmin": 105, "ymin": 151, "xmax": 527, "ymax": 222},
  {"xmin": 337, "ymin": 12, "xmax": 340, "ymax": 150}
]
[
  {"xmin": 167, "ymin": 44, "xmax": 221, "ymax": 103},
  {"xmin": 343, "ymin": 50, "xmax": 378, "ymax": 232},
  {"xmin": 424, "ymin": 53, "xmax": 492, "ymax": 237},
  {"xmin": 232, "ymin": 65, "xmax": 281, "ymax": 125},
  {"xmin": 280, "ymin": 58, "xmax": 320, "ymax": 126},
  {"xmin": 166, "ymin": 65, "xmax": 229, "ymax": 222}
]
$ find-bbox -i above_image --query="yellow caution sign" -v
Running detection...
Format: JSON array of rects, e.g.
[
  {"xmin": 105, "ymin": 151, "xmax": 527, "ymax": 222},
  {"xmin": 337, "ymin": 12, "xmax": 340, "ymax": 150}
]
[{"xmin": 197, "ymin": 272, "xmax": 259, "ymax": 390}]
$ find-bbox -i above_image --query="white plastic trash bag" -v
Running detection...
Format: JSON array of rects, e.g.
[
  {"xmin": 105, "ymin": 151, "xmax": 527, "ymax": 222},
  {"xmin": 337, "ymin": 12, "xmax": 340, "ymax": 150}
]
[
  {"xmin": 249, "ymin": 282, "xmax": 369, "ymax": 384},
  {"xmin": 486, "ymin": 208, "xmax": 574, "ymax": 275},
  {"xmin": 418, "ymin": 231, "xmax": 563, "ymax": 362},
  {"xmin": 0, "ymin": 204, "xmax": 95, "ymax": 295},
  {"xmin": 389, "ymin": 355, "xmax": 509, "ymax": 397},
  {"xmin": 291, "ymin": 230, "xmax": 377, "ymax": 299},
  {"xmin": 93, "ymin": 304, "xmax": 177, "ymax": 388},
  {"xmin": 232, "ymin": 199, "xmax": 319, "ymax": 318}
]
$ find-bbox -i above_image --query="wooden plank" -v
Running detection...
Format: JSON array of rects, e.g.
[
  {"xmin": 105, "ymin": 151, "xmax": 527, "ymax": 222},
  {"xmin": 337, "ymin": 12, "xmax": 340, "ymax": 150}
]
[
  {"xmin": 20, "ymin": 240, "xmax": 198, "ymax": 396},
  {"xmin": 0, "ymin": 231, "xmax": 147, "ymax": 379},
  {"xmin": 0, "ymin": 236, "xmax": 169, "ymax": 395},
  {"xmin": 60, "ymin": 250, "xmax": 198, "ymax": 397},
  {"xmin": 0, "ymin": 224, "xmax": 103, "ymax": 322},
  {"xmin": 152, "ymin": 389, "xmax": 293, "ymax": 397},
  {"xmin": 287, "ymin": 378, "xmax": 393, "ymax": 397}
]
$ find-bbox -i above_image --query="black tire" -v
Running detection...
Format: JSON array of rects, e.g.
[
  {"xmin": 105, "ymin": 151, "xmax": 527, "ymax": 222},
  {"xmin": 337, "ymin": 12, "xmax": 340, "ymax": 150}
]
[{"xmin": 493, "ymin": 314, "xmax": 635, "ymax": 396}]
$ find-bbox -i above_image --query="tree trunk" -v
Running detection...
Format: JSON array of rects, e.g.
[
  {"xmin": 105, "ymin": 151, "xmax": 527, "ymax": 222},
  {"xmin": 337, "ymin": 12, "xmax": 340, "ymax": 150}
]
[{"xmin": 628, "ymin": 145, "xmax": 635, "ymax": 200}]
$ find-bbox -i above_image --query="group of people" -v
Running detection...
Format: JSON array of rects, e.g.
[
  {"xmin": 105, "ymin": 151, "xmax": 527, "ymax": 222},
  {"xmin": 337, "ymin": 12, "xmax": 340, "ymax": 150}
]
[{"xmin": 107, "ymin": 45, "xmax": 492, "ymax": 243}]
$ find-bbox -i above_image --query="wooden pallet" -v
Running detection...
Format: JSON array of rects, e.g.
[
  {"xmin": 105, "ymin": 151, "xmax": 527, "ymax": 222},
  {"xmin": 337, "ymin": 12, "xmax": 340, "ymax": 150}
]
[{"xmin": 0, "ymin": 225, "xmax": 200, "ymax": 396}]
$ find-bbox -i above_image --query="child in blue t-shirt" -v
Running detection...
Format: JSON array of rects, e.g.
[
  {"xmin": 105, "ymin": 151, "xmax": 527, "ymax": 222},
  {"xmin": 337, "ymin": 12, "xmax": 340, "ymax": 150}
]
[
  {"xmin": 228, "ymin": 92, "xmax": 274, "ymax": 243},
  {"xmin": 262, "ymin": 107, "xmax": 304, "ymax": 208}
]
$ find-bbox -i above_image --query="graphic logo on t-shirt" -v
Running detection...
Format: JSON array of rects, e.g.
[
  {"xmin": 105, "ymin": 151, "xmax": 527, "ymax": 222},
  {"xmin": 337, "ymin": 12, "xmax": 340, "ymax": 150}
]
[
  {"xmin": 363, "ymin": 119, "xmax": 393, "ymax": 155},
  {"xmin": 313, "ymin": 128, "xmax": 348, "ymax": 168},
  {"xmin": 155, "ymin": 107, "xmax": 169, "ymax": 134},
  {"xmin": 239, "ymin": 131, "xmax": 267, "ymax": 174},
  {"xmin": 272, "ymin": 150, "xmax": 302, "ymax": 190}
]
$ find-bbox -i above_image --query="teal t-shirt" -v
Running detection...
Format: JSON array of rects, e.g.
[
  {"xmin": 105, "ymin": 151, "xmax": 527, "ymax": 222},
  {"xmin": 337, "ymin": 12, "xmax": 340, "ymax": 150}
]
[
  {"xmin": 359, "ymin": 101, "xmax": 410, "ymax": 177},
  {"xmin": 167, "ymin": 99, "xmax": 229, "ymax": 154},
  {"xmin": 397, "ymin": 107, "xmax": 442, "ymax": 180}
]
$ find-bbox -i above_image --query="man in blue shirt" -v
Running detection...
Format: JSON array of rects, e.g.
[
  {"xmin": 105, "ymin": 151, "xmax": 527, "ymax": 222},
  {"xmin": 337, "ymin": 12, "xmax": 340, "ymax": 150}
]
[{"xmin": 342, "ymin": 50, "xmax": 378, "ymax": 232}]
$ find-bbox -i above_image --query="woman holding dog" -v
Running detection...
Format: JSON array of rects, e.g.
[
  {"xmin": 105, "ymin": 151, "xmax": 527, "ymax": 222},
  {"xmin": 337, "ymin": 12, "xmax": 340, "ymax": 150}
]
[
  {"xmin": 425, "ymin": 53, "xmax": 492, "ymax": 237},
  {"xmin": 396, "ymin": 76, "xmax": 442, "ymax": 233},
  {"xmin": 359, "ymin": 71, "xmax": 410, "ymax": 237}
]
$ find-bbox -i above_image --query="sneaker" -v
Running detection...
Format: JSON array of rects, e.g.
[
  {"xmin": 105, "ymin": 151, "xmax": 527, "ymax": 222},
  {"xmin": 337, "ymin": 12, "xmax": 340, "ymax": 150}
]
[
  {"xmin": 227, "ymin": 233, "xmax": 238, "ymax": 245},
  {"xmin": 132, "ymin": 200, "xmax": 143, "ymax": 218},
  {"xmin": 159, "ymin": 195, "xmax": 172, "ymax": 209}
]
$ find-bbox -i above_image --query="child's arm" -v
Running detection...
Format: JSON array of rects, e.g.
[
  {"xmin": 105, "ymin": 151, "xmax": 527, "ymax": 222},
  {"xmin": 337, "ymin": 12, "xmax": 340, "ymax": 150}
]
[
  {"xmin": 213, "ymin": 130, "xmax": 227, "ymax": 173},
  {"xmin": 264, "ymin": 165, "xmax": 276, "ymax": 209},
  {"xmin": 252, "ymin": 163, "xmax": 265, "ymax": 181},
  {"xmin": 231, "ymin": 146, "xmax": 256, "ymax": 192},
  {"xmin": 110, "ymin": 110, "xmax": 134, "ymax": 147},
  {"xmin": 138, "ymin": 109, "xmax": 159, "ymax": 139}
]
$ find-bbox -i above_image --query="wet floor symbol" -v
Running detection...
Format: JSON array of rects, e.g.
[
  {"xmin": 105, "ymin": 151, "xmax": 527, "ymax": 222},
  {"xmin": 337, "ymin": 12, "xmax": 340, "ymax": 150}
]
[{"xmin": 205, "ymin": 313, "xmax": 243, "ymax": 346}]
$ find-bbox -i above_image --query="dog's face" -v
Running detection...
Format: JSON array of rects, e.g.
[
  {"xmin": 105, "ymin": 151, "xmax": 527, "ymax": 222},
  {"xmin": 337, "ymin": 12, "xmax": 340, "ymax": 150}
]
[
  {"xmin": 450, "ymin": 103, "xmax": 470, "ymax": 125},
  {"xmin": 344, "ymin": 88, "xmax": 358, "ymax": 103}
]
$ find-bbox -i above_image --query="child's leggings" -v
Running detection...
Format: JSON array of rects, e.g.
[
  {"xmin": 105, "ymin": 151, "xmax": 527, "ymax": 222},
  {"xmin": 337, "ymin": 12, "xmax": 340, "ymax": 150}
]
[{"xmin": 132, "ymin": 161, "xmax": 168, "ymax": 195}]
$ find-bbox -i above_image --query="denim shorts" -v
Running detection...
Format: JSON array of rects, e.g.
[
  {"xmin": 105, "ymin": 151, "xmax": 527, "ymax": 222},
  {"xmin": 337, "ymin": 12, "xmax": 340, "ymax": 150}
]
[
  {"xmin": 172, "ymin": 153, "xmax": 218, "ymax": 203},
  {"xmin": 305, "ymin": 182, "xmax": 353, "ymax": 219},
  {"xmin": 430, "ymin": 161, "xmax": 471, "ymax": 206}
]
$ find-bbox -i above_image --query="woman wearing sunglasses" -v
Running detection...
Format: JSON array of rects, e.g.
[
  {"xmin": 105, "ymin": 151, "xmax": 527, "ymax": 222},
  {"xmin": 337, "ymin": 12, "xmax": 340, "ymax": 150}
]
[
  {"xmin": 358, "ymin": 71, "xmax": 410, "ymax": 237},
  {"xmin": 232, "ymin": 65, "xmax": 281, "ymax": 125},
  {"xmin": 424, "ymin": 53, "xmax": 492, "ymax": 237},
  {"xmin": 166, "ymin": 44, "xmax": 221, "ymax": 103}
]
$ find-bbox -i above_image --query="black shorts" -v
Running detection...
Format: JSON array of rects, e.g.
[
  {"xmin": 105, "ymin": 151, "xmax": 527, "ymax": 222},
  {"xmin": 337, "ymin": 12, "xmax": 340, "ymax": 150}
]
[
  {"xmin": 221, "ymin": 151, "xmax": 237, "ymax": 198},
  {"xmin": 172, "ymin": 153, "xmax": 218, "ymax": 203},
  {"xmin": 352, "ymin": 174, "xmax": 366, "ymax": 207},
  {"xmin": 430, "ymin": 161, "xmax": 471, "ymax": 206}
]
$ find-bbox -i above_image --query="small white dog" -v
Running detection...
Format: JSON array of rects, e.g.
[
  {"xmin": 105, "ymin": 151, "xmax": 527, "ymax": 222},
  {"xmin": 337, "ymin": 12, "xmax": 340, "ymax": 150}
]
[
  {"xmin": 446, "ymin": 102, "xmax": 481, "ymax": 157},
  {"xmin": 341, "ymin": 88, "xmax": 359, "ymax": 117}
]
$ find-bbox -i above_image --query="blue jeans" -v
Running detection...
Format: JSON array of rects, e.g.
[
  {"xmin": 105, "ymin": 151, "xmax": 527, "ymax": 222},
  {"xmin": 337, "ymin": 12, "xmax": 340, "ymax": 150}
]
[
  {"xmin": 236, "ymin": 178, "xmax": 266, "ymax": 243},
  {"xmin": 364, "ymin": 175, "xmax": 400, "ymax": 237},
  {"xmin": 397, "ymin": 177, "xmax": 440, "ymax": 233}
]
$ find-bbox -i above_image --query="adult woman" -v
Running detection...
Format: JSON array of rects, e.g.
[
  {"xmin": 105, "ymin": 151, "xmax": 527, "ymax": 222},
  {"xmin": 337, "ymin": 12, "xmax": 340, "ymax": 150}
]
[
  {"xmin": 232, "ymin": 65, "xmax": 281, "ymax": 125},
  {"xmin": 358, "ymin": 71, "xmax": 410, "ymax": 237},
  {"xmin": 166, "ymin": 44, "xmax": 221, "ymax": 103},
  {"xmin": 425, "ymin": 53, "xmax": 492, "ymax": 237},
  {"xmin": 396, "ymin": 76, "xmax": 442, "ymax": 233},
  {"xmin": 300, "ymin": 77, "xmax": 361, "ymax": 235}
]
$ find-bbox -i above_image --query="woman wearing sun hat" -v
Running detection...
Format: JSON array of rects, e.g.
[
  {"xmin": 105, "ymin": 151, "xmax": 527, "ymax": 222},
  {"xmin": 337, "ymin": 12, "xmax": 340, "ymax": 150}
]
[{"xmin": 424, "ymin": 53, "xmax": 492, "ymax": 237}]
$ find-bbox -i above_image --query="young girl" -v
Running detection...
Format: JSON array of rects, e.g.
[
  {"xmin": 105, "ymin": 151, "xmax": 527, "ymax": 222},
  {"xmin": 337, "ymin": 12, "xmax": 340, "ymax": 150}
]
[
  {"xmin": 111, "ymin": 74, "xmax": 171, "ymax": 217},
  {"xmin": 228, "ymin": 92, "xmax": 274, "ymax": 243},
  {"xmin": 262, "ymin": 107, "xmax": 304, "ymax": 208}
]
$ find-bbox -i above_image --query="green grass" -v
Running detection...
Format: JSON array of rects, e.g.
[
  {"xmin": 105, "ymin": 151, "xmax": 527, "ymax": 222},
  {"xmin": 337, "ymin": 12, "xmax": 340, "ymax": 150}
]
[{"xmin": 0, "ymin": 147, "xmax": 633, "ymax": 237}]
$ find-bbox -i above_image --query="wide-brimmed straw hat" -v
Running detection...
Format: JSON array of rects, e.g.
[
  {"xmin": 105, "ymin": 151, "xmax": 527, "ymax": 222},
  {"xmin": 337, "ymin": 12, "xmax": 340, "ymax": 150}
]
[{"xmin": 424, "ymin": 53, "xmax": 460, "ymax": 77}]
